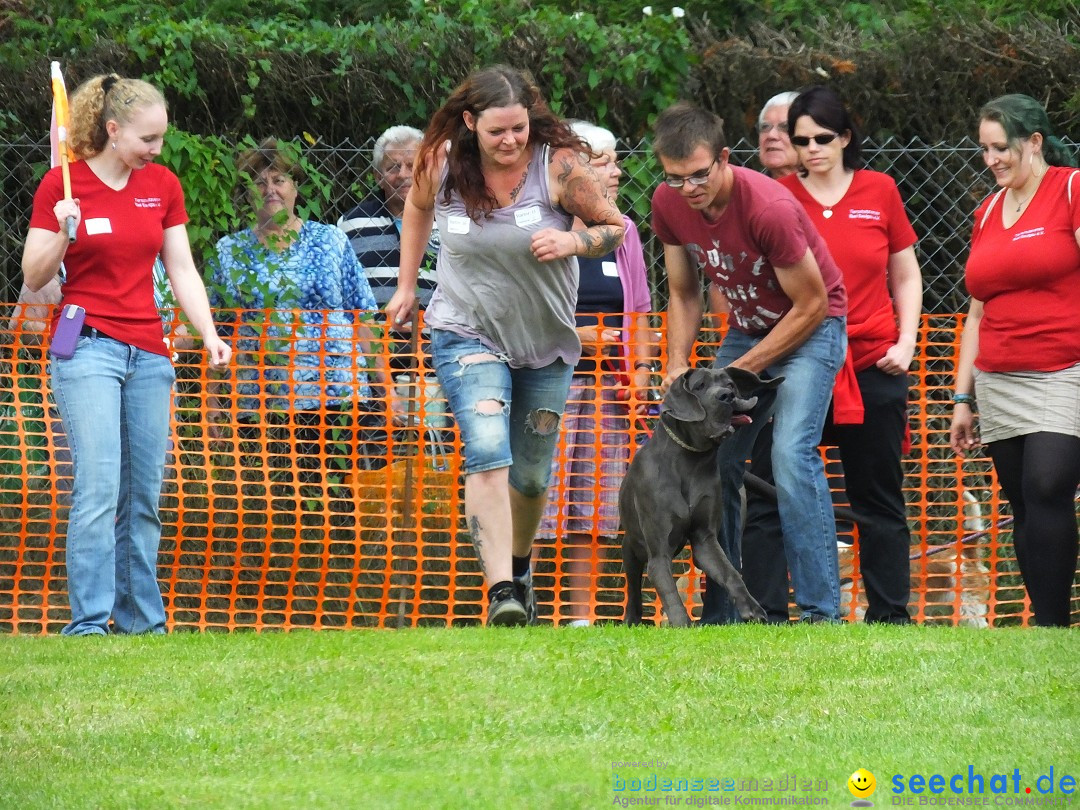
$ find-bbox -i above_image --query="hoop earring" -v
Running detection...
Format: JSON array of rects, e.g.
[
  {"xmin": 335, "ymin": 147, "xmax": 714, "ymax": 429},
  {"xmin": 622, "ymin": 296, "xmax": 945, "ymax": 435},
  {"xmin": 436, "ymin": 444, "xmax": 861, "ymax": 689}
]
[{"xmin": 1030, "ymin": 151, "xmax": 1044, "ymax": 179}]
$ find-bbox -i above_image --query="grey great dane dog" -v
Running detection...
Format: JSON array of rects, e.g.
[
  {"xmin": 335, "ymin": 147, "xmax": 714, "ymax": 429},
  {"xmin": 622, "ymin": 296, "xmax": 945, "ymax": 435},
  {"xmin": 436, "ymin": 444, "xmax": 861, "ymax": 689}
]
[{"xmin": 619, "ymin": 366, "xmax": 781, "ymax": 626}]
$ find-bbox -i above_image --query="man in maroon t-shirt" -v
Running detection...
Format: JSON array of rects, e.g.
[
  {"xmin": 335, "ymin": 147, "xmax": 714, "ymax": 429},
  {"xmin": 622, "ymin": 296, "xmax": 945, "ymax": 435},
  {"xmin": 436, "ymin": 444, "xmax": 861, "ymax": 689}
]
[{"xmin": 651, "ymin": 101, "xmax": 848, "ymax": 623}]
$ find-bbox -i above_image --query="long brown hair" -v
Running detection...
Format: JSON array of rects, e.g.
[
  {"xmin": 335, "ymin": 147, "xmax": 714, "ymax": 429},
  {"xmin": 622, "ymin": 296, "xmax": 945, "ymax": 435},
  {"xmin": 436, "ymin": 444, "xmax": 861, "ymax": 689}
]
[{"xmin": 417, "ymin": 65, "xmax": 587, "ymax": 220}]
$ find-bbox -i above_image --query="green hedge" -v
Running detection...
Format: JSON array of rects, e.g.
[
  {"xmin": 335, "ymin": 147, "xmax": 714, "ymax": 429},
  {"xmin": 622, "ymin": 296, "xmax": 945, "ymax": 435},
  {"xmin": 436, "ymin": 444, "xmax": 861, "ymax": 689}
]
[
  {"xmin": 2, "ymin": 1, "xmax": 1075, "ymax": 145},
  {"xmin": 2, "ymin": 1, "xmax": 1077, "ymax": 299}
]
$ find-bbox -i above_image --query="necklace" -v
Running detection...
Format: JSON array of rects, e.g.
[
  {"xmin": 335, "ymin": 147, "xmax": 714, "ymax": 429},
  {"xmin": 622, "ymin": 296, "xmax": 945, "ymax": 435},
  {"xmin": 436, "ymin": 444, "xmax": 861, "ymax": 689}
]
[
  {"xmin": 1012, "ymin": 190, "xmax": 1028, "ymax": 212},
  {"xmin": 822, "ymin": 205, "xmax": 834, "ymax": 219}
]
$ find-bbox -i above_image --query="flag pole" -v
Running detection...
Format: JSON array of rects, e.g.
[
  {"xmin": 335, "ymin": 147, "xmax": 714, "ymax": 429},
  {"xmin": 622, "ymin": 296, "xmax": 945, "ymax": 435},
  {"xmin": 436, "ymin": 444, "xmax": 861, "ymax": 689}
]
[{"xmin": 50, "ymin": 61, "xmax": 76, "ymax": 243}]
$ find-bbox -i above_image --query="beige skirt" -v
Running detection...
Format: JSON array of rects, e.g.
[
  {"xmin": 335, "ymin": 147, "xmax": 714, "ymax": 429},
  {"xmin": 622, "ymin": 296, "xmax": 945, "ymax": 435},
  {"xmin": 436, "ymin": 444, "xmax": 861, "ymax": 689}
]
[{"xmin": 974, "ymin": 362, "xmax": 1080, "ymax": 443}]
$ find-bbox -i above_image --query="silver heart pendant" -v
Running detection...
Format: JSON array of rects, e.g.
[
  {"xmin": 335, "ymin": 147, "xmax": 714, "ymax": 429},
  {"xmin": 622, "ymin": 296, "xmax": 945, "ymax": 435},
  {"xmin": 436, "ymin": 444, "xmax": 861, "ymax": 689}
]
[{"xmin": 822, "ymin": 209, "xmax": 833, "ymax": 219}]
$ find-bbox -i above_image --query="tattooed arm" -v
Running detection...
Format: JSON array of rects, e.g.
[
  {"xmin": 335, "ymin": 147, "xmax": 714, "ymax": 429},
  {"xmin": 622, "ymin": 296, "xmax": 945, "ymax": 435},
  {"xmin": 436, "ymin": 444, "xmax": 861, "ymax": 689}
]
[{"xmin": 531, "ymin": 147, "xmax": 625, "ymax": 262}]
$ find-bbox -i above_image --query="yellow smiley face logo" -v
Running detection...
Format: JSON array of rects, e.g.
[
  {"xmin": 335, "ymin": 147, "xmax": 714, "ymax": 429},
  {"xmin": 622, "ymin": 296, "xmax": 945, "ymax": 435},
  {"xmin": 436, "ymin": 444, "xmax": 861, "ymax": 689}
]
[{"xmin": 848, "ymin": 768, "xmax": 877, "ymax": 798}]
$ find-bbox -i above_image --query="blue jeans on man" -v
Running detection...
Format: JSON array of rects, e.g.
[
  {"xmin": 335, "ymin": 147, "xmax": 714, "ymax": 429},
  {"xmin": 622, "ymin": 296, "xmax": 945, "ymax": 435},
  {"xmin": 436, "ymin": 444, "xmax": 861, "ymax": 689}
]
[
  {"xmin": 701, "ymin": 316, "xmax": 846, "ymax": 623},
  {"xmin": 51, "ymin": 334, "xmax": 175, "ymax": 635}
]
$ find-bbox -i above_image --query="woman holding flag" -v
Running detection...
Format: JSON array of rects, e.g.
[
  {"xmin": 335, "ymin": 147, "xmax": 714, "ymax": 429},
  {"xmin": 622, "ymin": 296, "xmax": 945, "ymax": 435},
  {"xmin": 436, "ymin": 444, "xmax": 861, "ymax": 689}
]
[{"xmin": 22, "ymin": 71, "xmax": 230, "ymax": 636}]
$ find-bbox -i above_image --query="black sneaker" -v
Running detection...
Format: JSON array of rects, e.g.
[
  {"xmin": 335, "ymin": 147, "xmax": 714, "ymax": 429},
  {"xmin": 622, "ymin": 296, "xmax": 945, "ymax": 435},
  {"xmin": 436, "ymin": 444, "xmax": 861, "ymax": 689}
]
[
  {"xmin": 513, "ymin": 570, "xmax": 538, "ymax": 625},
  {"xmin": 487, "ymin": 586, "xmax": 527, "ymax": 627}
]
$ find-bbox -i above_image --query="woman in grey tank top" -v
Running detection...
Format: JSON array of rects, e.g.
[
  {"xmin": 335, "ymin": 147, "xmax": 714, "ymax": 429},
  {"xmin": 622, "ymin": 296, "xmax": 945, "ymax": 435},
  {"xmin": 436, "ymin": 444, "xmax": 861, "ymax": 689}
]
[{"xmin": 386, "ymin": 65, "xmax": 626, "ymax": 627}]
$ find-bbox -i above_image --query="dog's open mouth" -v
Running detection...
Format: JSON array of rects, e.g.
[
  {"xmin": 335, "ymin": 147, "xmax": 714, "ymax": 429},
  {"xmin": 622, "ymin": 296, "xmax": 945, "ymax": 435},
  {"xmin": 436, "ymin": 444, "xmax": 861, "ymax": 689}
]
[{"xmin": 730, "ymin": 393, "xmax": 759, "ymax": 429}]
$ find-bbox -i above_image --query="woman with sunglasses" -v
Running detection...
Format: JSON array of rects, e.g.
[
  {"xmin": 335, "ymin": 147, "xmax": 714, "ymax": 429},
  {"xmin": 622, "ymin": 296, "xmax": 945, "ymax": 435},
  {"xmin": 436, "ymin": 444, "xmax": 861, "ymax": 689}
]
[{"xmin": 778, "ymin": 85, "xmax": 923, "ymax": 624}]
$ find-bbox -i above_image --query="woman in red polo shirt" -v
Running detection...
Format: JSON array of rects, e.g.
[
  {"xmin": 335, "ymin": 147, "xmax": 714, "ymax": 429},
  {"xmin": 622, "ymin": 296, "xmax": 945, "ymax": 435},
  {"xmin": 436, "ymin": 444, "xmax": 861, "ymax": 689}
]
[
  {"xmin": 22, "ymin": 73, "xmax": 230, "ymax": 636},
  {"xmin": 951, "ymin": 94, "xmax": 1080, "ymax": 627},
  {"xmin": 780, "ymin": 85, "xmax": 924, "ymax": 624}
]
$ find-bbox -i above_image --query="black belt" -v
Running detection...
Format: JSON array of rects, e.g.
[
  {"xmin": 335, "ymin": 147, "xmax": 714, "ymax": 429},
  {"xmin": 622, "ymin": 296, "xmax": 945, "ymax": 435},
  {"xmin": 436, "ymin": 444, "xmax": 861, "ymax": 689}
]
[{"xmin": 80, "ymin": 324, "xmax": 120, "ymax": 342}]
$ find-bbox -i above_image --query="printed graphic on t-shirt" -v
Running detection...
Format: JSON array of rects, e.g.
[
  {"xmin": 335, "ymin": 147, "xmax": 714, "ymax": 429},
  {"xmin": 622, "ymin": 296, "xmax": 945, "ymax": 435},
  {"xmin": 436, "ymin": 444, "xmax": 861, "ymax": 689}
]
[
  {"xmin": 1012, "ymin": 227, "xmax": 1045, "ymax": 241},
  {"xmin": 133, "ymin": 197, "xmax": 163, "ymax": 209},
  {"xmin": 687, "ymin": 240, "xmax": 784, "ymax": 332}
]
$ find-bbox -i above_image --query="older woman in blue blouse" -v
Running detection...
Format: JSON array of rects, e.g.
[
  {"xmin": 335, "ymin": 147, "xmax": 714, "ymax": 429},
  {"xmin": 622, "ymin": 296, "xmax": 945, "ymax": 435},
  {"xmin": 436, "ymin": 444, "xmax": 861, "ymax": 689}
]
[{"xmin": 209, "ymin": 138, "xmax": 389, "ymax": 493}]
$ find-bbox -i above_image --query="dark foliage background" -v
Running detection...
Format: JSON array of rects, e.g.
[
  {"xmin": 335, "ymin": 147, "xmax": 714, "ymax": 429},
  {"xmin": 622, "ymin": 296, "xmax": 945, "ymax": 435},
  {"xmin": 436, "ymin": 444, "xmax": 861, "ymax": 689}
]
[{"xmin": 0, "ymin": 0, "xmax": 1077, "ymax": 301}]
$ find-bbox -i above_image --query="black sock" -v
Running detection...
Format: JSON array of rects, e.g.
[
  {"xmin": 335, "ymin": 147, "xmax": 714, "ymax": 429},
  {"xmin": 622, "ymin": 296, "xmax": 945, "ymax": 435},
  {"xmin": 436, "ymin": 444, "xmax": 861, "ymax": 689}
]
[
  {"xmin": 488, "ymin": 580, "xmax": 514, "ymax": 603},
  {"xmin": 511, "ymin": 555, "xmax": 531, "ymax": 579}
]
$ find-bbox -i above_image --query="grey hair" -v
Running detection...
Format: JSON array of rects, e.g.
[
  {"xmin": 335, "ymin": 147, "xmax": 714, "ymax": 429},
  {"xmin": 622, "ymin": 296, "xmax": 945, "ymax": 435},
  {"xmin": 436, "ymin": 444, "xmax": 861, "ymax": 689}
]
[
  {"xmin": 373, "ymin": 125, "xmax": 424, "ymax": 170},
  {"xmin": 568, "ymin": 119, "xmax": 617, "ymax": 153},
  {"xmin": 758, "ymin": 91, "xmax": 800, "ymax": 126}
]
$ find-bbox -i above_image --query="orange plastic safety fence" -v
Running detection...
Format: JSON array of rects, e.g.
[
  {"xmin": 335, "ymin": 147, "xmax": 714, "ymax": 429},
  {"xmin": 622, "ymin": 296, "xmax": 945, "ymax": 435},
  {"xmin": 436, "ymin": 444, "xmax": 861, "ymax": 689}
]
[{"xmin": 1, "ymin": 310, "xmax": 1077, "ymax": 633}]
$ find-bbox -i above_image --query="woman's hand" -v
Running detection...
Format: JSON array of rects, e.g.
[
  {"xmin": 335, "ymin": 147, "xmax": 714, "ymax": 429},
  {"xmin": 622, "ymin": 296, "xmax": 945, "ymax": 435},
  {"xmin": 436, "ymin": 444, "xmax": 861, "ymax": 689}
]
[
  {"xmin": 877, "ymin": 336, "xmax": 916, "ymax": 376},
  {"xmin": 530, "ymin": 228, "xmax": 579, "ymax": 263},
  {"xmin": 54, "ymin": 198, "xmax": 81, "ymax": 232},
  {"xmin": 203, "ymin": 335, "xmax": 232, "ymax": 371},
  {"xmin": 385, "ymin": 288, "xmax": 418, "ymax": 331},
  {"xmin": 949, "ymin": 405, "xmax": 980, "ymax": 457},
  {"xmin": 575, "ymin": 324, "xmax": 619, "ymax": 356}
]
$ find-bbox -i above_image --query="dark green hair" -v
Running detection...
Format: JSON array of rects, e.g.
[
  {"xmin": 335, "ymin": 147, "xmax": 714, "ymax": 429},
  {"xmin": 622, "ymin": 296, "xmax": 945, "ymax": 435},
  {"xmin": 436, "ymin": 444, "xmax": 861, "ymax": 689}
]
[{"xmin": 979, "ymin": 94, "xmax": 1077, "ymax": 168}]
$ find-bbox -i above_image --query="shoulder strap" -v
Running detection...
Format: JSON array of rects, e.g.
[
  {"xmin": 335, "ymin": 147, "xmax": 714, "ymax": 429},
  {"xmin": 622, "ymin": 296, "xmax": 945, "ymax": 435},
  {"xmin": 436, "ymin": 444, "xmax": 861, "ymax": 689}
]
[
  {"xmin": 1068, "ymin": 169, "xmax": 1079, "ymax": 206},
  {"xmin": 979, "ymin": 189, "xmax": 1006, "ymax": 231}
]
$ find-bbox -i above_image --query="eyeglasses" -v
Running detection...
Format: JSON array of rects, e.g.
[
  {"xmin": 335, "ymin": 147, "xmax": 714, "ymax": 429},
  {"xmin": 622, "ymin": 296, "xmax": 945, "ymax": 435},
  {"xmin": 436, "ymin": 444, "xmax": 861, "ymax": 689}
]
[
  {"xmin": 381, "ymin": 161, "xmax": 414, "ymax": 175},
  {"xmin": 663, "ymin": 160, "xmax": 717, "ymax": 188},
  {"xmin": 790, "ymin": 133, "xmax": 839, "ymax": 147},
  {"xmin": 757, "ymin": 122, "xmax": 789, "ymax": 135}
]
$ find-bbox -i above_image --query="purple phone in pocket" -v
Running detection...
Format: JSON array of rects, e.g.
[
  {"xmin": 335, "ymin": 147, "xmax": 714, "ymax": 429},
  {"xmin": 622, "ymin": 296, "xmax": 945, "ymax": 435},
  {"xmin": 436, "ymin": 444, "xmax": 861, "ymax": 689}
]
[{"xmin": 50, "ymin": 304, "xmax": 86, "ymax": 359}]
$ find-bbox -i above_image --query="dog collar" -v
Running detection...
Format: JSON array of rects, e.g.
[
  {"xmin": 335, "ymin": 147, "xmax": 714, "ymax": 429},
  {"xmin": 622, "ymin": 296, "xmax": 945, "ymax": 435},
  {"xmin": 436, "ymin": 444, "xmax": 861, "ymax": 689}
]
[{"xmin": 660, "ymin": 416, "xmax": 713, "ymax": 453}]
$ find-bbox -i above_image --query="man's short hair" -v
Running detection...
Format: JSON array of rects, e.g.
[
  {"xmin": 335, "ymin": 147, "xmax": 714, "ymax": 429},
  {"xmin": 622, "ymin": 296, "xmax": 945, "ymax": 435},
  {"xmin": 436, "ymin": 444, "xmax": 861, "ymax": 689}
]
[
  {"xmin": 653, "ymin": 101, "xmax": 727, "ymax": 161},
  {"xmin": 373, "ymin": 125, "xmax": 424, "ymax": 170},
  {"xmin": 758, "ymin": 91, "xmax": 800, "ymax": 127}
]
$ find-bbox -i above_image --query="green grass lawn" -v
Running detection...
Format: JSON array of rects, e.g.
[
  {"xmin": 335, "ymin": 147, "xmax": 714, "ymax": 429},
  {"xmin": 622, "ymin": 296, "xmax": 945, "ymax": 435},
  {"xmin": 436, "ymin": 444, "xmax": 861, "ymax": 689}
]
[{"xmin": 1, "ymin": 625, "xmax": 1077, "ymax": 810}]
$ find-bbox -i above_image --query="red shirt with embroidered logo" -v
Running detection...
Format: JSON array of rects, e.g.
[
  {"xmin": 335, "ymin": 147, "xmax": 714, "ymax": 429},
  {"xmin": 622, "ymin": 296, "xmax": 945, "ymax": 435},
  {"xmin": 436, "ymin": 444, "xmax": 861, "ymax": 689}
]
[
  {"xmin": 780, "ymin": 169, "xmax": 917, "ymax": 371},
  {"xmin": 30, "ymin": 159, "xmax": 188, "ymax": 357},
  {"xmin": 965, "ymin": 165, "xmax": 1080, "ymax": 373}
]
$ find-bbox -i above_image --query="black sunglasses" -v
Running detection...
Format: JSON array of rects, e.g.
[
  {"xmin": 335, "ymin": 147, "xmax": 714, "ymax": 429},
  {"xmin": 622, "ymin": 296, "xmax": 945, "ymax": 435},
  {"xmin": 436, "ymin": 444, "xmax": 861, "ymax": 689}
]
[{"xmin": 790, "ymin": 133, "xmax": 839, "ymax": 147}]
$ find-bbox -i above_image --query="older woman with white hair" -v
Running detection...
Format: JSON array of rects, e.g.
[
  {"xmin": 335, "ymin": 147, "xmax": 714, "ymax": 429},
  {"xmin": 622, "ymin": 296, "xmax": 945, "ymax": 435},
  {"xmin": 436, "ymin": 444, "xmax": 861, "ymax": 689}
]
[{"xmin": 538, "ymin": 119, "xmax": 654, "ymax": 626}]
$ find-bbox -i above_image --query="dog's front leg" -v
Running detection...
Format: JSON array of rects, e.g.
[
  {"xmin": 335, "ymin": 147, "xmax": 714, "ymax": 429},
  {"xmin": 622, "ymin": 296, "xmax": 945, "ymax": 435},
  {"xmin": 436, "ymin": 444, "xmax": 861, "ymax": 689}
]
[
  {"xmin": 692, "ymin": 537, "xmax": 767, "ymax": 623},
  {"xmin": 646, "ymin": 555, "xmax": 692, "ymax": 627}
]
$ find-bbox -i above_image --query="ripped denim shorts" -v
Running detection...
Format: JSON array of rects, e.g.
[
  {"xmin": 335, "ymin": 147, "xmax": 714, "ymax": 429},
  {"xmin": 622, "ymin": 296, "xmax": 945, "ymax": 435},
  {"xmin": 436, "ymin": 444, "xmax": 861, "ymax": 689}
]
[{"xmin": 430, "ymin": 328, "xmax": 573, "ymax": 496}]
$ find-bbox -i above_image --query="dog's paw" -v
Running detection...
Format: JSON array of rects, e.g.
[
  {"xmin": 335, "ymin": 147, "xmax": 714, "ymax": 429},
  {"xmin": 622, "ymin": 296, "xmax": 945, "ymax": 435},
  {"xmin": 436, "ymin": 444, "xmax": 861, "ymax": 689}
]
[{"xmin": 737, "ymin": 598, "xmax": 768, "ymax": 624}]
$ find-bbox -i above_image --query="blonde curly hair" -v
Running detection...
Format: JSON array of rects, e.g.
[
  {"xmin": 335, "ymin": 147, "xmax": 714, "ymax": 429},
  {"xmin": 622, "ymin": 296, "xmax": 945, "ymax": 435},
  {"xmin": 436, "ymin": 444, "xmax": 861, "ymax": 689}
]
[{"xmin": 68, "ymin": 73, "xmax": 166, "ymax": 159}]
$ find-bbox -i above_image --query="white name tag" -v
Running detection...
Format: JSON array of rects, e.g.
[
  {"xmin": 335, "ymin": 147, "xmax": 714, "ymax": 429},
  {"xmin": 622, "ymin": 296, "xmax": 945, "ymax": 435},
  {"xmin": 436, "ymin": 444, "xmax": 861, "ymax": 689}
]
[
  {"xmin": 602, "ymin": 261, "xmax": 619, "ymax": 277},
  {"xmin": 84, "ymin": 217, "xmax": 112, "ymax": 235},
  {"xmin": 447, "ymin": 216, "xmax": 470, "ymax": 235},
  {"xmin": 514, "ymin": 206, "xmax": 542, "ymax": 228}
]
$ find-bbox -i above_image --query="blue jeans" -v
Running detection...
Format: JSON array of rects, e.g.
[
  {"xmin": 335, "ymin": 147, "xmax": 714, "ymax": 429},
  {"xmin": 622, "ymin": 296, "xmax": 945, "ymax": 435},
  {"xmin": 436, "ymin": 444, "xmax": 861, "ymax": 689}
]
[
  {"xmin": 51, "ymin": 334, "xmax": 175, "ymax": 635},
  {"xmin": 430, "ymin": 329, "xmax": 573, "ymax": 495},
  {"xmin": 702, "ymin": 317, "xmax": 847, "ymax": 622}
]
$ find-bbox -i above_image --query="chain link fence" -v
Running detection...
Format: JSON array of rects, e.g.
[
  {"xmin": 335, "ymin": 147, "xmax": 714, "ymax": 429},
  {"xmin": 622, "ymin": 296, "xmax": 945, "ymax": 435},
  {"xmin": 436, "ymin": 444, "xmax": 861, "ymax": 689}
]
[{"xmin": 3, "ymin": 135, "xmax": 1076, "ymax": 310}]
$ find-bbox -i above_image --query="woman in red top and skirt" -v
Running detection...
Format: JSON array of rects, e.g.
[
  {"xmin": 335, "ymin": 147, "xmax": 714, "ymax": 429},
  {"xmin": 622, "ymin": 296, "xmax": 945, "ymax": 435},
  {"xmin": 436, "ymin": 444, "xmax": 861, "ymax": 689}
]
[{"xmin": 950, "ymin": 94, "xmax": 1080, "ymax": 627}]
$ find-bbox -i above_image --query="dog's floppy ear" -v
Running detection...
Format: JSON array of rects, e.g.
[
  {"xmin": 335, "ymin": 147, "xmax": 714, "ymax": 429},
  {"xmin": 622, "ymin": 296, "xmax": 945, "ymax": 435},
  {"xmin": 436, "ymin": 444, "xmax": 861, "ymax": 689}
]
[
  {"xmin": 723, "ymin": 365, "xmax": 784, "ymax": 398},
  {"xmin": 663, "ymin": 369, "xmax": 707, "ymax": 423}
]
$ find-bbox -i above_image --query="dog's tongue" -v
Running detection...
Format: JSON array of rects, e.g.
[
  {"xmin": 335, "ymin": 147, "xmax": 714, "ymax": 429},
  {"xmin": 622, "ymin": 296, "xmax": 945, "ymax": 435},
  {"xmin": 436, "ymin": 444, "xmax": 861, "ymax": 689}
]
[{"xmin": 731, "ymin": 414, "xmax": 753, "ymax": 426}]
